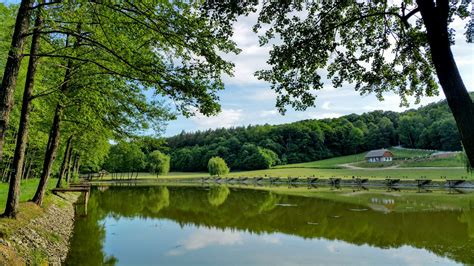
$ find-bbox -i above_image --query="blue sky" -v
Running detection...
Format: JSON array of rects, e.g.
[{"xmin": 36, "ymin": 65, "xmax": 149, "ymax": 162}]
[{"xmin": 163, "ymin": 10, "xmax": 474, "ymax": 137}]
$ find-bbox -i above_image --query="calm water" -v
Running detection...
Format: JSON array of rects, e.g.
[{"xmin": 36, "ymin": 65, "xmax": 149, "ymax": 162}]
[{"xmin": 65, "ymin": 185, "xmax": 474, "ymax": 265}]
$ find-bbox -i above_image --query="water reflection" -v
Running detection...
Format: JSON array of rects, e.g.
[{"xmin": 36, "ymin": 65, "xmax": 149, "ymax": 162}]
[{"xmin": 65, "ymin": 185, "xmax": 474, "ymax": 265}]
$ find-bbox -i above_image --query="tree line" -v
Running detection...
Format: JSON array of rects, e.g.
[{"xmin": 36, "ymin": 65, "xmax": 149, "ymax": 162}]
[
  {"xmin": 101, "ymin": 95, "xmax": 468, "ymax": 173},
  {"xmin": 165, "ymin": 97, "xmax": 466, "ymax": 172}
]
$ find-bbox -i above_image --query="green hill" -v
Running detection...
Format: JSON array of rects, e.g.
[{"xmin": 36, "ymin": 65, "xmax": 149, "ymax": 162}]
[{"xmin": 276, "ymin": 147, "xmax": 463, "ymax": 169}]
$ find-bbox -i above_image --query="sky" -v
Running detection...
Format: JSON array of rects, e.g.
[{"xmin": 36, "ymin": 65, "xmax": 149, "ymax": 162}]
[{"xmin": 163, "ymin": 8, "xmax": 474, "ymax": 137}]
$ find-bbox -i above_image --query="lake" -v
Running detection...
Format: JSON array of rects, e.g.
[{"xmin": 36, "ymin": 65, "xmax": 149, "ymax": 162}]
[{"xmin": 65, "ymin": 185, "xmax": 474, "ymax": 265}]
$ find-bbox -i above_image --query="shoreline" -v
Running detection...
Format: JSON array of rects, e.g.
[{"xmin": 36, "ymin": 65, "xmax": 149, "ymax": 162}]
[
  {"xmin": 0, "ymin": 192, "xmax": 80, "ymax": 265},
  {"xmin": 90, "ymin": 177, "xmax": 474, "ymax": 189}
]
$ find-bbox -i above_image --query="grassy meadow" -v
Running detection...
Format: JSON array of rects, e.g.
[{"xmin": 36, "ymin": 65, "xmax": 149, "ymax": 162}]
[
  {"xmin": 274, "ymin": 153, "xmax": 366, "ymax": 169},
  {"xmin": 275, "ymin": 147, "xmax": 464, "ymax": 169},
  {"xmin": 96, "ymin": 147, "xmax": 471, "ymax": 181},
  {"xmin": 0, "ymin": 179, "xmax": 56, "ymax": 208},
  {"xmin": 99, "ymin": 167, "xmax": 471, "ymax": 181}
]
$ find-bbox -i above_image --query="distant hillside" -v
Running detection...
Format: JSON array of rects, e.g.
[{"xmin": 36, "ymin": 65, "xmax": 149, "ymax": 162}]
[{"xmin": 166, "ymin": 94, "xmax": 472, "ymax": 172}]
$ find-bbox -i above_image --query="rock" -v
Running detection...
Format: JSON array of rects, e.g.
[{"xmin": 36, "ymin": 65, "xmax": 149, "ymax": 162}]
[{"xmin": 1, "ymin": 193, "xmax": 80, "ymax": 265}]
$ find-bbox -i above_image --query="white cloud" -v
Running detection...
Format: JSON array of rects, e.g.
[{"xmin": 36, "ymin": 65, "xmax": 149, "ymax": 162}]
[
  {"xmin": 191, "ymin": 109, "xmax": 243, "ymax": 129},
  {"xmin": 306, "ymin": 112, "xmax": 343, "ymax": 120},
  {"xmin": 260, "ymin": 235, "xmax": 282, "ymax": 245},
  {"xmin": 321, "ymin": 101, "xmax": 331, "ymax": 110},
  {"xmin": 247, "ymin": 89, "xmax": 278, "ymax": 101},
  {"xmin": 167, "ymin": 228, "xmax": 243, "ymax": 256},
  {"xmin": 259, "ymin": 109, "xmax": 279, "ymax": 118}
]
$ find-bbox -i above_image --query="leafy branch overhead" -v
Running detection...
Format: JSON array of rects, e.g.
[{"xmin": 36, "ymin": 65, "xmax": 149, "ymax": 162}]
[
  {"xmin": 203, "ymin": 0, "xmax": 474, "ymax": 168},
  {"xmin": 32, "ymin": 0, "xmax": 240, "ymax": 117},
  {"xmin": 206, "ymin": 0, "xmax": 472, "ymax": 113}
]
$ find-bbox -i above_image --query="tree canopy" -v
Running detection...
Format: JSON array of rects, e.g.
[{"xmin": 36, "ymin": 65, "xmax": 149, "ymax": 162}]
[
  {"xmin": 148, "ymin": 150, "xmax": 170, "ymax": 177},
  {"xmin": 208, "ymin": 156, "xmax": 230, "ymax": 177}
]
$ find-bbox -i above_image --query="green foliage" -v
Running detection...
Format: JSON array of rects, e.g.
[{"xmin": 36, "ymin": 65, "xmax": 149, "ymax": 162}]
[
  {"xmin": 147, "ymin": 151, "xmax": 170, "ymax": 177},
  {"xmin": 38, "ymin": 1, "xmax": 240, "ymax": 116},
  {"xmin": 0, "ymin": 0, "xmax": 242, "ymax": 182},
  {"xmin": 208, "ymin": 157, "xmax": 229, "ymax": 176},
  {"xmin": 239, "ymin": 145, "xmax": 277, "ymax": 170},
  {"xmin": 204, "ymin": 1, "xmax": 471, "ymax": 113},
  {"xmin": 103, "ymin": 142, "xmax": 146, "ymax": 173},
  {"xmin": 166, "ymin": 97, "xmax": 466, "ymax": 172}
]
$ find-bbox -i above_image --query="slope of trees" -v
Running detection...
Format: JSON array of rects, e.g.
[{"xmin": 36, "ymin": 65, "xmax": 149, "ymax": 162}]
[{"xmin": 164, "ymin": 96, "xmax": 468, "ymax": 172}]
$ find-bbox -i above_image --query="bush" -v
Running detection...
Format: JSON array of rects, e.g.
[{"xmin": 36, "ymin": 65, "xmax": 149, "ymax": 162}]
[
  {"xmin": 208, "ymin": 156, "xmax": 230, "ymax": 176},
  {"xmin": 148, "ymin": 151, "xmax": 170, "ymax": 177},
  {"xmin": 240, "ymin": 146, "xmax": 279, "ymax": 170}
]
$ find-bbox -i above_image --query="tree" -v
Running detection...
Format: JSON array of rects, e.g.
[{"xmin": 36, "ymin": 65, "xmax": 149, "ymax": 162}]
[
  {"xmin": 398, "ymin": 115, "xmax": 426, "ymax": 148},
  {"xmin": 236, "ymin": 144, "xmax": 276, "ymax": 170},
  {"xmin": 204, "ymin": 0, "xmax": 474, "ymax": 166},
  {"xmin": 3, "ymin": 4, "xmax": 43, "ymax": 217},
  {"xmin": 208, "ymin": 156, "xmax": 229, "ymax": 177},
  {"xmin": 0, "ymin": 0, "xmax": 33, "ymax": 160},
  {"xmin": 148, "ymin": 151, "xmax": 170, "ymax": 177}
]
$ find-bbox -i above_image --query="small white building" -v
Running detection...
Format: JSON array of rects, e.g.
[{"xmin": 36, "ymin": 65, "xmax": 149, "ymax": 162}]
[{"xmin": 365, "ymin": 149, "xmax": 393, "ymax": 163}]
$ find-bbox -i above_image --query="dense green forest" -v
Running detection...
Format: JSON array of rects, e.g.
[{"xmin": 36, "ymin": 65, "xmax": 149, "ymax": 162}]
[{"xmin": 101, "ymin": 95, "xmax": 471, "ymax": 173}]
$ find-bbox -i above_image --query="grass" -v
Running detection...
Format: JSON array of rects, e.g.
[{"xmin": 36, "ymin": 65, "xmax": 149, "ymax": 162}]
[
  {"xmin": 352, "ymin": 161, "xmax": 398, "ymax": 168},
  {"xmin": 400, "ymin": 156, "xmax": 464, "ymax": 167},
  {"xmin": 388, "ymin": 147, "xmax": 434, "ymax": 159},
  {"xmin": 97, "ymin": 167, "xmax": 472, "ymax": 182},
  {"xmin": 97, "ymin": 148, "xmax": 469, "ymax": 182},
  {"xmin": 0, "ymin": 178, "xmax": 59, "ymax": 245},
  {"xmin": 0, "ymin": 178, "xmax": 77, "ymax": 265},
  {"xmin": 274, "ymin": 147, "xmax": 462, "ymax": 169},
  {"xmin": 275, "ymin": 153, "xmax": 366, "ymax": 169},
  {"xmin": 0, "ymin": 178, "xmax": 56, "ymax": 209}
]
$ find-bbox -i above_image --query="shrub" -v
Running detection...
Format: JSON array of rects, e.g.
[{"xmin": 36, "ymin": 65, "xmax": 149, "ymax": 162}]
[
  {"xmin": 208, "ymin": 156, "xmax": 230, "ymax": 176},
  {"xmin": 148, "ymin": 151, "xmax": 170, "ymax": 177}
]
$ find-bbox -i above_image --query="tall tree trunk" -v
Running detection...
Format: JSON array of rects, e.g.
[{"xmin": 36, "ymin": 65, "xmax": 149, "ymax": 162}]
[
  {"xmin": 70, "ymin": 152, "xmax": 78, "ymax": 180},
  {"xmin": 20, "ymin": 151, "xmax": 27, "ymax": 179},
  {"xmin": 23, "ymin": 157, "xmax": 32, "ymax": 180},
  {"xmin": 56, "ymin": 136, "xmax": 72, "ymax": 188},
  {"xmin": 417, "ymin": 0, "xmax": 474, "ymax": 167},
  {"xmin": 32, "ymin": 28, "xmax": 82, "ymax": 205},
  {"xmin": 65, "ymin": 145, "xmax": 74, "ymax": 183},
  {"xmin": 2, "ymin": 8, "xmax": 42, "ymax": 217},
  {"xmin": 0, "ymin": 0, "xmax": 34, "ymax": 161},
  {"xmin": 74, "ymin": 153, "xmax": 80, "ymax": 176},
  {"xmin": 1, "ymin": 156, "xmax": 11, "ymax": 182},
  {"xmin": 32, "ymin": 105, "xmax": 63, "ymax": 205}
]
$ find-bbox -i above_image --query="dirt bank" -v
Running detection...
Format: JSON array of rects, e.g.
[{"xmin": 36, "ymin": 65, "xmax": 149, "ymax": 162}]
[{"xmin": 0, "ymin": 192, "xmax": 80, "ymax": 265}]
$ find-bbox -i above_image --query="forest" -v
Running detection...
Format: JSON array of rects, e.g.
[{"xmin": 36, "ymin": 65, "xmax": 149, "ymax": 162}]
[{"xmin": 101, "ymin": 95, "xmax": 470, "ymax": 173}]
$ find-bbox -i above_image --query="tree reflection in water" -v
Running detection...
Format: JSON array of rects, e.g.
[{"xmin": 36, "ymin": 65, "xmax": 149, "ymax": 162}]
[{"xmin": 66, "ymin": 185, "xmax": 474, "ymax": 265}]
